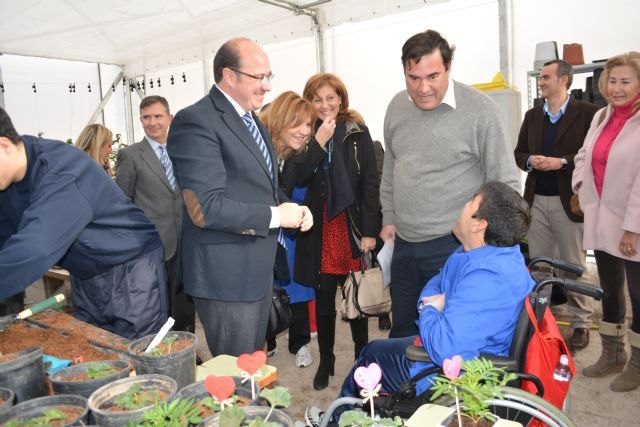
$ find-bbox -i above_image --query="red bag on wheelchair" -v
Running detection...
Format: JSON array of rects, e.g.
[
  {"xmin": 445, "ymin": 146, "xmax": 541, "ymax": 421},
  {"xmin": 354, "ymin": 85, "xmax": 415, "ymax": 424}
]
[{"xmin": 522, "ymin": 297, "xmax": 575, "ymax": 416}]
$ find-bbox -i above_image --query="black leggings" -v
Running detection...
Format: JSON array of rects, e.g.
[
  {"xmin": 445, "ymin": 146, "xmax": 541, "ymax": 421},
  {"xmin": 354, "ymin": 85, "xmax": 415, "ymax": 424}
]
[{"xmin": 594, "ymin": 250, "xmax": 640, "ymax": 333}]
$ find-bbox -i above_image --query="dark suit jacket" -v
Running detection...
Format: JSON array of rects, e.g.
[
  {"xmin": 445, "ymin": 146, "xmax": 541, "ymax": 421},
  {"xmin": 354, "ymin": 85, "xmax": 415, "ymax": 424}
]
[
  {"xmin": 115, "ymin": 138, "xmax": 183, "ymax": 261},
  {"xmin": 514, "ymin": 98, "xmax": 598, "ymax": 222},
  {"xmin": 167, "ymin": 86, "xmax": 283, "ymax": 302}
]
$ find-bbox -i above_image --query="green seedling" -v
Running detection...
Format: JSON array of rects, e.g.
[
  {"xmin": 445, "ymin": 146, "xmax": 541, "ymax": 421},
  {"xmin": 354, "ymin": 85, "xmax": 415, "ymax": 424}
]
[
  {"xmin": 5, "ymin": 408, "xmax": 67, "ymax": 427},
  {"xmin": 86, "ymin": 362, "xmax": 118, "ymax": 379},
  {"xmin": 338, "ymin": 410, "xmax": 403, "ymax": 427},
  {"xmin": 149, "ymin": 335, "xmax": 178, "ymax": 356},
  {"xmin": 128, "ymin": 398, "xmax": 202, "ymax": 427},
  {"xmin": 113, "ymin": 384, "xmax": 161, "ymax": 411}
]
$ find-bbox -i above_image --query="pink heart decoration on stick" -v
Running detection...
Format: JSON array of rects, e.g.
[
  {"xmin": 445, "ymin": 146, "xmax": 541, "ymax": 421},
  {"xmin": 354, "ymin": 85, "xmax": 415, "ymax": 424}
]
[
  {"xmin": 237, "ymin": 351, "xmax": 267, "ymax": 375},
  {"xmin": 204, "ymin": 375, "xmax": 236, "ymax": 401},
  {"xmin": 443, "ymin": 355, "xmax": 463, "ymax": 380},
  {"xmin": 354, "ymin": 363, "xmax": 382, "ymax": 391}
]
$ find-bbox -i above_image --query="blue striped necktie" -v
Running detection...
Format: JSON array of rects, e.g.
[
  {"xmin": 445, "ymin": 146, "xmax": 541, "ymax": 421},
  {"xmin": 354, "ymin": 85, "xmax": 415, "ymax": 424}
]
[
  {"xmin": 158, "ymin": 145, "xmax": 177, "ymax": 190},
  {"xmin": 242, "ymin": 112, "xmax": 273, "ymax": 180},
  {"xmin": 241, "ymin": 112, "xmax": 286, "ymax": 247}
]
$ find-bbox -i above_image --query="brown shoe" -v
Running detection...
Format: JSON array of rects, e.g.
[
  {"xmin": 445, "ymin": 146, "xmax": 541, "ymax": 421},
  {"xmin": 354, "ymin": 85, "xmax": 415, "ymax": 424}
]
[{"xmin": 570, "ymin": 328, "xmax": 590, "ymax": 351}]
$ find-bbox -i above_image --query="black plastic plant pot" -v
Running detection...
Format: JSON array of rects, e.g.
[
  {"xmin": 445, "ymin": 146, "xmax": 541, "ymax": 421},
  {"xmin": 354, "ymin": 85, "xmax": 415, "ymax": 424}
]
[
  {"xmin": 0, "ymin": 394, "xmax": 89, "ymax": 426},
  {"xmin": 173, "ymin": 377, "xmax": 261, "ymax": 422},
  {"xmin": 203, "ymin": 406, "xmax": 293, "ymax": 427},
  {"xmin": 50, "ymin": 359, "xmax": 132, "ymax": 398},
  {"xmin": 127, "ymin": 331, "xmax": 198, "ymax": 389},
  {"xmin": 0, "ymin": 386, "xmax": 16, "ymax": 418},
  {"xmin": 88, "ymin": 374, "xmax": 177, "ymax": 427},
  {"xmin": 0, "ymin": 347, "xmax": 47, "ymax": 402}
]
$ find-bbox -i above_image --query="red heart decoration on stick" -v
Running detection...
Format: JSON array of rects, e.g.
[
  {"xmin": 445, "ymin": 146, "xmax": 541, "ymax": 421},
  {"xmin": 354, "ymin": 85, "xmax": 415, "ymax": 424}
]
[
  {"xmin": 204, "ymin": 375, "xmax": 236, "ymax": 401},
  {"xmin": 237, "ymin": 351, "xmax": 267, "ymax": 375}
]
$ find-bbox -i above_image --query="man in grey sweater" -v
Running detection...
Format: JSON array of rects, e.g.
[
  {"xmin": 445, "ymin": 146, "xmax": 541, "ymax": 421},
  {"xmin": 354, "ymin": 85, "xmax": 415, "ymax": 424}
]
[{"xmin": 380, "ymin": 29, "xmax": 520, "ymax": 338}]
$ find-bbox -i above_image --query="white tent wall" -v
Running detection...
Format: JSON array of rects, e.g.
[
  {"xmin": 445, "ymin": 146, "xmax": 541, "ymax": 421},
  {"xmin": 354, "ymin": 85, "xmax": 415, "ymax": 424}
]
[
  {"xmin": 1, "ymin": 0, "xmax": 639, "ymax": 145},
  {"xmin": 0, "ymin": 55, "xmax": 127, "ymax": 142}
]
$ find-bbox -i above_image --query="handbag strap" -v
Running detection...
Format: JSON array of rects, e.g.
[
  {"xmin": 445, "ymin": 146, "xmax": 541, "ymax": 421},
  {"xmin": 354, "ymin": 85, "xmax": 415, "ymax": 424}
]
[
  {"xmin": 361, "ymin": 251, "xmax": 379, "ymax": 273},
  {"xmin": 524, "ymin": 297, "xmax": 540, "ymax": 333}
]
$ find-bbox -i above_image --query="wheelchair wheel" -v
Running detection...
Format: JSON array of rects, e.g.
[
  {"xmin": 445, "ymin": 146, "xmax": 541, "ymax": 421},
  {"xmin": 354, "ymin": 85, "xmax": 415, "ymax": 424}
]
[{"xmin": 444, "ymin": 386, "xmax": 575, "ymax": 427}]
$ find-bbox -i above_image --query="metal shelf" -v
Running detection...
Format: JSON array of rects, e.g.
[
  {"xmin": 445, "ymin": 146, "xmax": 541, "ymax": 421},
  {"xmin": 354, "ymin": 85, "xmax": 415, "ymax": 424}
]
[{"xmin": 527, "ymin": 62, "xmax": 605, "ymax": 107}]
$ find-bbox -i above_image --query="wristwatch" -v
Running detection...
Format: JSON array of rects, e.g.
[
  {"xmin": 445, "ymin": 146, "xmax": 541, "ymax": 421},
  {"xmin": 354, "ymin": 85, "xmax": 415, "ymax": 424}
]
[{"xmin": 560, "ymin": 157, "xmax": 568, "ymax": 169}]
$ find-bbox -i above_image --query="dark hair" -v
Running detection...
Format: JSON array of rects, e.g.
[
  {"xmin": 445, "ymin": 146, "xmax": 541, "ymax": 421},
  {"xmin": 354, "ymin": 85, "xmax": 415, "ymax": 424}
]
[
  {"xmin": 474, "ymin": 181, "xmax": 531, "ymax": 247},
  {"xmin": 213, "ymin": 38, "xmax": 245, "ymax": 83},
  {"xmin": 543, "ymin": 59, "xmax": 574, "ymax": 90},
  {"xmin": 0, "ymin": 107, "xmax": 22, "ymax": 144},
  {"xmin": 401, "ymin": 30, "xmax": 455, "ymax": 71},
  {"xmin": 140, "ymin": 95, "xmax": 170, "ymax": 114}
]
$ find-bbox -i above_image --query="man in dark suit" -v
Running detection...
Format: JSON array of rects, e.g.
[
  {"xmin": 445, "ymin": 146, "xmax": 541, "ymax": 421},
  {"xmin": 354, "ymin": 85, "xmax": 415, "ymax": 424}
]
[
  {"xmin": 514, "ymin": 59, "xmax": 599, "ymax": 350},
  {"xmin": 116, "ymin": 95, "xmax": 195, "ymax": 333},
  {"xmin": 167, "ymin": 37, "xmax": 313, "ymax": 356}
]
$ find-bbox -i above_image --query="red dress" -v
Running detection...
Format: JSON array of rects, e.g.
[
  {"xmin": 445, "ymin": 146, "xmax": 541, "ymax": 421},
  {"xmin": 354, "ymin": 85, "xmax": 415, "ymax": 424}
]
[{"xmin": 320, "ymin": 203, "xmax": 360, "ymax": 275}]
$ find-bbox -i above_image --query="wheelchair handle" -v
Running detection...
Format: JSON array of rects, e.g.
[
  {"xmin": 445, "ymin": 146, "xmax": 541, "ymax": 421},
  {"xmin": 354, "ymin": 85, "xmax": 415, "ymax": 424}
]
[
  {"xmin": 534, "ymin": 277, "xmax": 603, "ymax": 301},
  {"xmin": 528, "ymin": 256, "xmax": 584, "ymax": 277}
]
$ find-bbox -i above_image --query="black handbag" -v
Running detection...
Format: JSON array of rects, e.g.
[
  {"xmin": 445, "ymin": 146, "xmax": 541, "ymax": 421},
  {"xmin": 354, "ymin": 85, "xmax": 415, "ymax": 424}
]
[{"xmin": 266, "ymin": 286, "xmax": 293, "ymax": 339}]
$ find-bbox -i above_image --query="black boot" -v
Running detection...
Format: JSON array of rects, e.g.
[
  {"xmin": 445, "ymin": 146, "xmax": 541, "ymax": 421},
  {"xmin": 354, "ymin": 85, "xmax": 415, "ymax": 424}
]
[
  {"xmin": 350, "ymin": 317, "xmax": 369, "ymax": 360},
  {"xmin": 314, "ymin": 314, "xmax": 336, "ymax": 390}
]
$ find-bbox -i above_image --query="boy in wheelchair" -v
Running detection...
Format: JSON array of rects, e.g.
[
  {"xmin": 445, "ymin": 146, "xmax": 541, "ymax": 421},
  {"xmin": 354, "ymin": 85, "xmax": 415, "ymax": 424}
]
[{"xmin": 340, "ymin": 181, "xmax": 535, "ymax": 398}]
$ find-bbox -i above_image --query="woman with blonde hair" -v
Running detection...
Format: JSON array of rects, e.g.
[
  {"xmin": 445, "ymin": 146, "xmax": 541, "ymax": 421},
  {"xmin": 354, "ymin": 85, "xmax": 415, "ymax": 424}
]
[
  {"xmin": 573, "ymin": 51, "xmax": 640, "ymax": 392},
  {"xmin": 259, "ymin": 91, "xmax": 316, "ymax": 368},
  {"xmin": 75, "ymin": 124, "xmax": 114, "ymax": 176},
  {"xmin": 296, "ymin": 73, "xmax": 380, "ymax": 390}
]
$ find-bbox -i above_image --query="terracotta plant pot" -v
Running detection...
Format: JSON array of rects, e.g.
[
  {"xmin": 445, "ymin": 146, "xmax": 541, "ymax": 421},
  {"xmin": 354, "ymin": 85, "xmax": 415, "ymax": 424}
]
[{"xmin": 50, "ymin": 359, "xmax": 132, "ymax": 398}]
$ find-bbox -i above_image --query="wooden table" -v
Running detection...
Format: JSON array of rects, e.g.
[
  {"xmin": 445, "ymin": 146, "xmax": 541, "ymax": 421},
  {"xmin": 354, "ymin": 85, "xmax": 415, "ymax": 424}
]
[{"xmin": 42, "ymin": 267, "xmax": 71, "ymax": 298}]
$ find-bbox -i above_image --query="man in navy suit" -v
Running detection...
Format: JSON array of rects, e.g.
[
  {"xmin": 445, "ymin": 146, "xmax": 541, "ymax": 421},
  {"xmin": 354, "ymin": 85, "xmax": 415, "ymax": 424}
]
[
  {"xmin": 116, "ymin": 96, "xmax": 195, "ymax": 333},
  {"xmin": 167, "ymin": 37, "xmax": 313, "ymax": 357}
]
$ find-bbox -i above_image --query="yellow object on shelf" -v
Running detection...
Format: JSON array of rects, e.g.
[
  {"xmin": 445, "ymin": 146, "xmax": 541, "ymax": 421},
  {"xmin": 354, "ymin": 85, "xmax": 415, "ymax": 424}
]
[{"xmin": 472, "ymin": 72, "xmax": 511, "ymax": 92}]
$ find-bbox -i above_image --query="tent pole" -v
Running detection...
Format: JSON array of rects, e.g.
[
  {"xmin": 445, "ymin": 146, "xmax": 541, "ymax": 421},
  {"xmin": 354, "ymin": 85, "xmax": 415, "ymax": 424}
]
[
  {"xmin": 258, "ymin": 0, "xmax": 327, "ymax": 72},
  {"xmin": 0, "ymin": 62, "xmax": 5, "ymax": 110},
  {"xmin": 498, "ymin": 0, "xmax": 513, "ymax": 84},
  {"xmin": 87, "ymin": 70, "xmax": 123, "ymax": 125}
]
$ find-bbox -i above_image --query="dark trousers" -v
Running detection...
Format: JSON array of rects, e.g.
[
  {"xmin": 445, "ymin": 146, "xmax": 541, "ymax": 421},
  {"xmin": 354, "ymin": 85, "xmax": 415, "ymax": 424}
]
[
  {"xmin": 316, "ymin": 273, "xmax": 368, "ymax": 359},
  {"xmin": 340, "ymin": 336, "xmax": 414, "ymax": 398},
  {"xmin": 194, "ymin": 286, "xmax": 272, "ymax": 357},
  {"xmin": 389, "ymin": 234, "xmax": 458, "ymax": 338},
  {"xmin": 595, "ymin": 250, "xmax": 640, "ymax": 333},
  {"xmin": 166, "ymin": 254, "xmax": 195, "ymax": 333}
]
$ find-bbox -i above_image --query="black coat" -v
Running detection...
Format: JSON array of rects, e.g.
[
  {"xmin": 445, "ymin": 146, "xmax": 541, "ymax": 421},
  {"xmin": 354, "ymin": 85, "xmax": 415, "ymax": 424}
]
[{"xmin": 294, "ymin": 120, "xmax": 380, "ymax": 287}]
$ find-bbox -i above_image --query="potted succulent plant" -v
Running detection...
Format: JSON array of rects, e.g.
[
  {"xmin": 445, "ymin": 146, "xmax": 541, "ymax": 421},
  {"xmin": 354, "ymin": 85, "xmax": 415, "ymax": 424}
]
[{"xmin": 50, "ymin": 359, "xmax": 132, "ymax": 398}]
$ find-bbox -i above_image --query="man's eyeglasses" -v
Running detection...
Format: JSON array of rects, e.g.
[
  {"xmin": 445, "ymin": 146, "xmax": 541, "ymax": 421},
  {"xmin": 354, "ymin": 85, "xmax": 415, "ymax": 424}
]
[{"xmin": 229, "ymin": 68, "xmax": 275, "ymax": 84}]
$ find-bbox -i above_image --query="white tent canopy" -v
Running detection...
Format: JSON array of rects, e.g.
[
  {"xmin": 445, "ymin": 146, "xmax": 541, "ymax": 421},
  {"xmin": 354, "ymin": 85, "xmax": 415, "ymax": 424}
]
[
  {"xmin": 0, "ymin": 0, "xmax": 444, "ymax": 75},
  {"xmin": 1, "ymin": 0, "xmax": 638, "ymax": 145}
]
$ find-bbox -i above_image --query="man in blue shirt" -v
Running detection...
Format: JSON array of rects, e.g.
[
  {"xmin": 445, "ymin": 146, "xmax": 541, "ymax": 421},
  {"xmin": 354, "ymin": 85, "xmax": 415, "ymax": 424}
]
[
  {"xmin": 340, "ymin": 181, "xmax": 534, "ymax": 397},
  {"xmin": 0, "ymin": 107, "xmax": 167, "ymax": 339}
]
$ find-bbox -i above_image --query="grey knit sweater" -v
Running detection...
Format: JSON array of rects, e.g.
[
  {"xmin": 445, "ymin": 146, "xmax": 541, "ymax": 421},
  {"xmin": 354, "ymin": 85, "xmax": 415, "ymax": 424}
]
[{"xmin": 381, "ymin": 81, "xmax": 520, "ymax": 242}]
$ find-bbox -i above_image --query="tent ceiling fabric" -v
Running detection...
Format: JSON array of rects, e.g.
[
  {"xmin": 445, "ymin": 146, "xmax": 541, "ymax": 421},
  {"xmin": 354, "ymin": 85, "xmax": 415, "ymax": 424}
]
[{"xmin": 0, "ymin": 0, "xmax": 441, "ymax": 75}]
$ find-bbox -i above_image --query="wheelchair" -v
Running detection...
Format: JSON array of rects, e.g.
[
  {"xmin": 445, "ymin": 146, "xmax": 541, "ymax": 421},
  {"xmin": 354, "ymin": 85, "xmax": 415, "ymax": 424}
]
[{"xmin": 314, "ymin": 257, "xmax": 603, "ymax": 427}]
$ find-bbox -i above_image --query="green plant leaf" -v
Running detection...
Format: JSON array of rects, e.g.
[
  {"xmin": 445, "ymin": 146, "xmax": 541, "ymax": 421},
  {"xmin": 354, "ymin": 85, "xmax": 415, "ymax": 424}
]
[
  {"xmin": 260, "ymin": 386, "xmax": 290, "ymax": 408},
  {"xmin": 220, "ymin": 406, "xmax": 245, "ymax": 427},
  {"xmin": 86, "ymin": 362, "xmax": 118, "ymax": 379}
]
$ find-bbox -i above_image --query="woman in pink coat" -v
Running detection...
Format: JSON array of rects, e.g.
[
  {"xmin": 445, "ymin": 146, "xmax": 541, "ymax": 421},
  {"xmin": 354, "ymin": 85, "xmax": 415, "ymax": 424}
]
[{"xmin": 572, "ymin": 51, "xmax": 640, "ymax": 392}]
